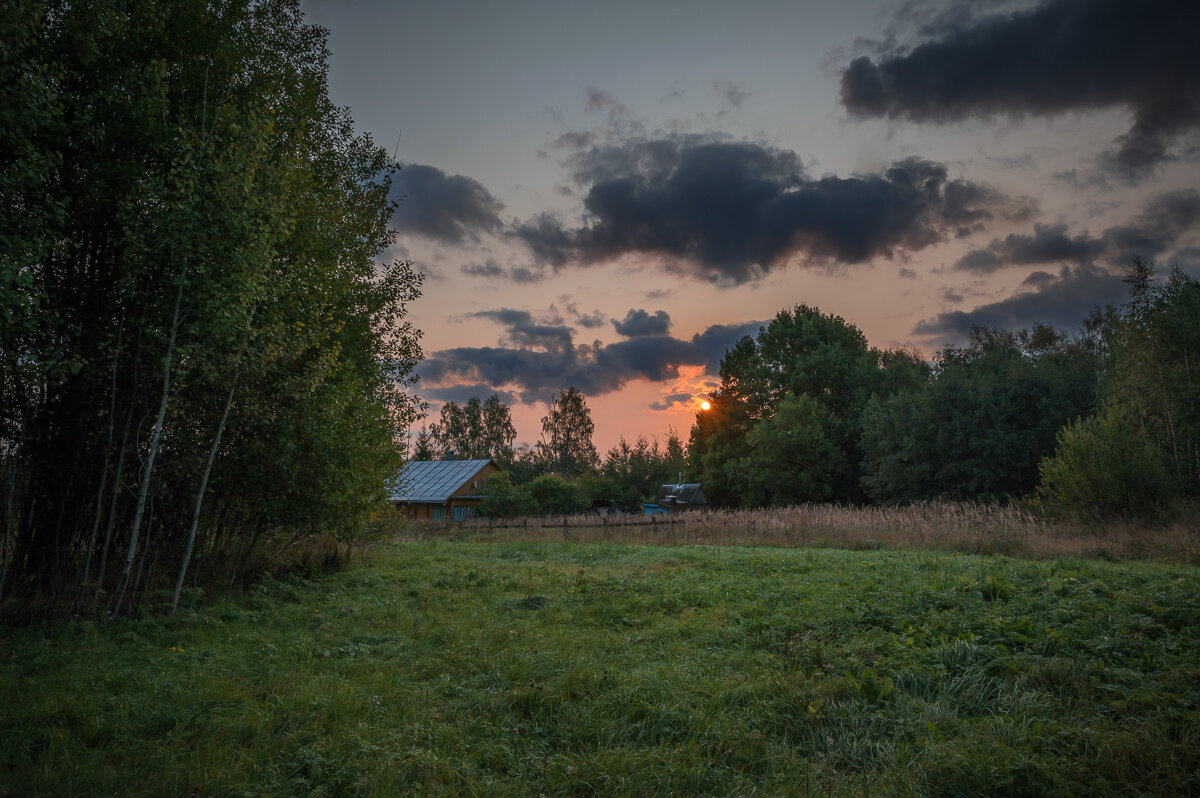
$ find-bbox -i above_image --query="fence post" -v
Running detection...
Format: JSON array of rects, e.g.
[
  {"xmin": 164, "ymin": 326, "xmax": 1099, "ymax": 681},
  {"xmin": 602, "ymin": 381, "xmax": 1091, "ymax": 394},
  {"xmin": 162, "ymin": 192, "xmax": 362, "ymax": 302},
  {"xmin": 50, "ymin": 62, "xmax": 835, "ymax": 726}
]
[{"xmin": 562, "ymin": 517, "xmax": 568, "ymax": 541}]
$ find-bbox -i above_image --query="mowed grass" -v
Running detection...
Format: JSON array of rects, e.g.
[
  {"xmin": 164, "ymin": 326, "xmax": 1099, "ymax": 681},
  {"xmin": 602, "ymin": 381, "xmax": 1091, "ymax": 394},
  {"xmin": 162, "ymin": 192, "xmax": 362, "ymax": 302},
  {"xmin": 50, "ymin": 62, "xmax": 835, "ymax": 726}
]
[{"xmin": 2, "ymin": 541, "xmax": 1199, "ymax": 796}]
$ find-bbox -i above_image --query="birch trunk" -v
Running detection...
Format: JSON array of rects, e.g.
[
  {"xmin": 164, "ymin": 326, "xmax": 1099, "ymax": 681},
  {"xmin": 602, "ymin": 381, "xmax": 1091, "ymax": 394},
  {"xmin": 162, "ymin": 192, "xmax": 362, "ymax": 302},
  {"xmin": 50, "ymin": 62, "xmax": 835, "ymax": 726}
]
[
  {"xmin": 170, "ymin": 378, "xmax": 235, "ymax": 615},
  {"xmin": 109, "ymin": 280, "xmax": 183, "ymax": 617}
]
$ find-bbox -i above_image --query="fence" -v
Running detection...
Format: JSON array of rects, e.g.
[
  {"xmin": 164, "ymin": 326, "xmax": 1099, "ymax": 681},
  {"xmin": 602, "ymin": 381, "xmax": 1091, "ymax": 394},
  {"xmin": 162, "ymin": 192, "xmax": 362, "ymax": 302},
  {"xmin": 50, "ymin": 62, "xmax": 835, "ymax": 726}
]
[{"xmin": 386, "ymin": 503, "xmax": 1200, "ymax": 563}]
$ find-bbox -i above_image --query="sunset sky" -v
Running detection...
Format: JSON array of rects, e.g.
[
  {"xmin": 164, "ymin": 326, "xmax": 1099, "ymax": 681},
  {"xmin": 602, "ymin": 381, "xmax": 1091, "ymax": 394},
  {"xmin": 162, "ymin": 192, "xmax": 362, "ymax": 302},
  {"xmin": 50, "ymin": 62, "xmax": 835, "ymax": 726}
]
[{"xmin": 301, "ymin": 0, "xmax": 1200, "ymax": 452}]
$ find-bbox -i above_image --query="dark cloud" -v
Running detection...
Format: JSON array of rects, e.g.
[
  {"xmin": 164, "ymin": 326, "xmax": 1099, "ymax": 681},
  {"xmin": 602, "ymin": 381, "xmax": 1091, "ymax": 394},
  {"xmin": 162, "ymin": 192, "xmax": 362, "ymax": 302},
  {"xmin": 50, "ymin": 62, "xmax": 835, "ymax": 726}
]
[
  {"xmin": 913, "ymin": 263, "xmax": 1127, "ymax": 342},
  {"xmin": 564, "ymin": 302, "xmax": 607, "ymax": 329},
  {"xmin": 955, "ymin": 249, "xmax": 1003, "ymax": 272},
  {"xmin": 713, "ymin": 81, "xmax": 752, "ymax": 108},
  {"xmin": 423, "ymin": 383, "xmax": 519, "ymax": 407},
  {"xmin": 583, "ymin": 88, "xmax": 644, "ymax": 135},
  {"xmin": 956, "ymin": 223, "xmax": 1107, "ymax": 272},
  {"xmin": 513, "ymin": 137, "xmax": 1019, "ymax": 284},
  {"xmin": 840, "ymin": 0, "xmax": 1200, "ymax": 180},
  {"xmin": 688, "ymin": 320, "xmax": 766, "ymax": 373},
  {"xmin": 649, "ymin": 392, "xmax": 695, "ymax": 412},
  {"xmin": 420, "ymin": 312, "xmax": 764, "ymax": 404},
  {"xmin": 460, "ymin": 260, "xmax": 548, "ymax": 283},
  {"xmin": 470, "ymin": 309, "xmax": 573, "ymax": 352},
  {"xmin": 613, "ymin": 308, "xmax": 672, "ymax": 337},
  {"xmin": 509, "ymin": 267, "xmax": 546, "ymax": 283},
  {"xmin": 956, "ymin": 190, "xmax": 1200, "ymax": 272},
  {"xmin": 460, "ymin": 261, "xmax": 505, "ymax": 279},
  {"xmin": 986, "ymin": 154, "xmax": 1035, "ymax": 171},
  {"xmin": 1115, "ymin": 190, "xmax": 1200, "ymax": 259},
  {"xmin": 391, "ymin": 164, "xmax": 504, "ymax": 245}
]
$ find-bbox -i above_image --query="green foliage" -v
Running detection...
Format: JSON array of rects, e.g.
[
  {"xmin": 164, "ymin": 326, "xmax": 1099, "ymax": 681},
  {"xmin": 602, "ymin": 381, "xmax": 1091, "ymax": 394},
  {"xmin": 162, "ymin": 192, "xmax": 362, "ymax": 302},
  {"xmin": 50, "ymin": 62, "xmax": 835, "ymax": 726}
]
[
  {"xmin": 1109, "ymin": 261, "xmax": 1200, "ymax": 498},
  {"xmin": 1035, "ymin": 260, "xmax": 1199, "ymax": 520},
  {"xmin": 427, "ymin": 395, "xmax": 517, "ymax": 464},
  {"xmin": 537, "ymin": 387, "xmax": 599, "ymax": 477},
  {"xmin": 1038, "ymin": 401, "xmax": 1176, "ymax": 520},
  {"xmin": 688, "ymin": 306, "xmax": 926, "ymax": 506},
  {"xmin": 478, "ymin": 476, "xmax": 538, "ymax": 519},
  {"xmin": 524, "ymin": 474, "xmax": 588, "ymax": 516},
  {"xmin": 600, "ymin": 432, "xmax": 686, "ymax": 504},
  {"xmin": 726, "ymin": 395, "xmax": 848, "ymax": 506},
  {"xmin": 503, "ymin": 444, "xmax": 550, "ymax": 486},
  {"xmin": 3, "ymin": 542, "xmax": 1198, "ymax": 795},
  {"xmin": 0, "ymin": 0, "xmax": 422, "ymax": 611},
  {"xmin": 861, "ymin": 325, "xmax": 1101, "ymax": 503}
]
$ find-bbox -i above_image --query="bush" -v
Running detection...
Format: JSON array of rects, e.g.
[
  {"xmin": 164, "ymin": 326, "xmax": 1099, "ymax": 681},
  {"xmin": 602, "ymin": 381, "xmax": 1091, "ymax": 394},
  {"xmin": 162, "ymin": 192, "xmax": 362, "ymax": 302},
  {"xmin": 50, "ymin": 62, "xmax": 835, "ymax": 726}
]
[
  {"xmin": 1037, "ymin": 400, "xmax": 1177, "ymax": 520},
  {"xmin": 478, "ymin": 477, "xmax": 538, "ymax": 519},
  {"xmin": 525, "ymin": 474, "xmax": 588, "ymax": 516}
]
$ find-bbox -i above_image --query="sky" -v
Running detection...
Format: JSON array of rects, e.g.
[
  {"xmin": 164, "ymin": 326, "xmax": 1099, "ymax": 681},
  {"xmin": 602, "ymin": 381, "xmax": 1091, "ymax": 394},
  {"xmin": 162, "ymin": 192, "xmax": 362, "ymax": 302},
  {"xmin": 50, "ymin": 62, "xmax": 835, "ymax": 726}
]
[{"xmin": 301, "ymin": 0, "xmax": 1200, "ymax": 452}]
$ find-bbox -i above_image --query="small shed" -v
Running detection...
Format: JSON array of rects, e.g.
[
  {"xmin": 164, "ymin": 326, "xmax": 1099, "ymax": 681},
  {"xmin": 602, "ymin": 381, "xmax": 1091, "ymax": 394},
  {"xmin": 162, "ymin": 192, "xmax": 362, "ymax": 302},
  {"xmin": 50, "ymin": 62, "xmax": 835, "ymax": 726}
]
[
  {"xmin": 391, "ymin": 459, "xmax": 502, "ymax": 521},
  {"xmin": 591, "ymin": 499, "xmax": 641, "ymax": 516},
  {"xmin": 653, "ymin": 483, "xmax": 708, "ymax": 512}
]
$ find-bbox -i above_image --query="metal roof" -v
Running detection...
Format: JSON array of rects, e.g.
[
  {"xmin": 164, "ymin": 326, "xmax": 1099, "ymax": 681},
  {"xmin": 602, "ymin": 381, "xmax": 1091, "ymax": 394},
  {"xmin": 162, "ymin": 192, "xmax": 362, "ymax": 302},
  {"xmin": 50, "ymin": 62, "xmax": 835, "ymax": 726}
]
[
  {"xmin": 390, "ymin": 459, "xmax": 495, "ymax": 503},
  {"xmin": 654, "ymin": 483, "xmax": 707, "ymax": 507}
]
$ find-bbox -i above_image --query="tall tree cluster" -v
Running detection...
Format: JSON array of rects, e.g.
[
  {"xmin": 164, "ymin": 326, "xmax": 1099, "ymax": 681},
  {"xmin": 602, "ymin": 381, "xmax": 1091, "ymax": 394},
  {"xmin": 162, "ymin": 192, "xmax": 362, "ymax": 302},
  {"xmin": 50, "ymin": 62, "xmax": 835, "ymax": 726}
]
[
  {"xmin": 1038, "ymin": 261, "xmax": 1200, "ymax": 518},
  {"xmin": 537, "ymin": 387, "xmax": 599, "ymax": 477},
  {"xmin": 685, "ymin": 262, "xmax": 1197, "ymax": 521},
  {"xmin": 860, "ymin": 325, "xmax": 1102, "ymax": 503},
  {"xmin": 416, "ymin": 395, "xmax": 517, "ymax": 464},
  {"xmin": 687, "ymin": 306, "xmax": 927, "ymax": 507},
  {"xmin": 0, "ymin": 0, "xmax": 423, "ymax": 613}
]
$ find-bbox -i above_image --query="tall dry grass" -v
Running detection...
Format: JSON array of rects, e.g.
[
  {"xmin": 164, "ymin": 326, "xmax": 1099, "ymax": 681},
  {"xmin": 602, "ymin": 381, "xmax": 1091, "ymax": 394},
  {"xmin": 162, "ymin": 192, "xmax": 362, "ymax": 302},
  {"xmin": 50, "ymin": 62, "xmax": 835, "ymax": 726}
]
[{"xmin": 393, "ymin": 503, "xmax": 1200, "ymax": 564}]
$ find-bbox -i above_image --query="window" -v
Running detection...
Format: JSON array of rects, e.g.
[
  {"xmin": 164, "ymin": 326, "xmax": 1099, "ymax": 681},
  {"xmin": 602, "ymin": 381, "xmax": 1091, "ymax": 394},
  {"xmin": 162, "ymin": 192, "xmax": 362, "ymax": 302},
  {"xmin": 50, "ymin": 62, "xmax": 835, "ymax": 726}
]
[
  {"xmin": 432, "ymin": 506, "xmax": 445, "ymax": 521},
  {"xmin": 452, "ymin": 505, "xmax": 474, "ymax": 521}
]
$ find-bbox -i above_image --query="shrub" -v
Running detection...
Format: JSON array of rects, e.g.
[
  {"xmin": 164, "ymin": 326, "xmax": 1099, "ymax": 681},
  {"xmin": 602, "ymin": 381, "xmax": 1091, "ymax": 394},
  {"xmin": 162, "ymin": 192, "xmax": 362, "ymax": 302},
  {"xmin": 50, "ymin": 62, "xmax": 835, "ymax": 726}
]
[
  {"xmin": 478, "ymin": 476, "xmax": 538, "ymax": 519},
  {"xmin": 1037, "ymin": 400, "xmax": 1176, "ymax": 520},
  {"xmin": 525, "ymin": 474, "xmax": 588, "ymax": 516}
]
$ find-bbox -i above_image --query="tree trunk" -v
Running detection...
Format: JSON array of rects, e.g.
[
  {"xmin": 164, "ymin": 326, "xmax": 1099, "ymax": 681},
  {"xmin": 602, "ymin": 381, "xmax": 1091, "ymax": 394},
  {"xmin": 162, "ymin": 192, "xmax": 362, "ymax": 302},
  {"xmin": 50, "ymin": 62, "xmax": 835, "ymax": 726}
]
[
  {"xmin": 170, "ymin": 378, "xmax": 235, "ymax": 615},
  {"xmin": 83, "ymin": 315, "xmax": 124, "ymax": 589},
  {"xmin": 109, "ymin": 279, "xmax": 183, "ymax": 617},
  {"xmin": 0, "ymin": 467, "xmax": 15, "ymax": 602}
]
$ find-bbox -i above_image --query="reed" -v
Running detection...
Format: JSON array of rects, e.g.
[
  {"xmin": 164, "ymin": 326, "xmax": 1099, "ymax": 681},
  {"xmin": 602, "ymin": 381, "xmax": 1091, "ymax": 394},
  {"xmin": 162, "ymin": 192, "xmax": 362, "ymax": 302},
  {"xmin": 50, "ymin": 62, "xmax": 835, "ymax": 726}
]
[{"xmin": 396, "ymin": 503, "xmax": 1200, "ymax": 564}]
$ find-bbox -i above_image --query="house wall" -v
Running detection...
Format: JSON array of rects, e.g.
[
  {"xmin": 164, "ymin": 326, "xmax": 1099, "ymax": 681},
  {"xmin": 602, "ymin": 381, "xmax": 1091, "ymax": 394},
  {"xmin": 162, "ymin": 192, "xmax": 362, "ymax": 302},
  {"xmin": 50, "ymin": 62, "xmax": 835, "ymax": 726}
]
[
  {"xmin": 448, "ymin": 462, "xmax": 502, "ymax": 499},
  {"xmin": 395, "ymin": 498, "xmax": 486, "ymax": 521},
  {"xmin": 395, "ymin": 461, "xmax": 503, "ymax": 521}
]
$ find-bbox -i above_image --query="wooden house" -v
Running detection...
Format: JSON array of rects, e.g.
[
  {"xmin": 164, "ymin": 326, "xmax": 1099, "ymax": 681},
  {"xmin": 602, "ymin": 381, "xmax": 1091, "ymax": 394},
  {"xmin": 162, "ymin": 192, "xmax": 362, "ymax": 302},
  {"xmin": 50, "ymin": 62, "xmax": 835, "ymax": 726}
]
[{"xmin": 390, "ymin": 459, "xmax": 502, "ymax": 521}]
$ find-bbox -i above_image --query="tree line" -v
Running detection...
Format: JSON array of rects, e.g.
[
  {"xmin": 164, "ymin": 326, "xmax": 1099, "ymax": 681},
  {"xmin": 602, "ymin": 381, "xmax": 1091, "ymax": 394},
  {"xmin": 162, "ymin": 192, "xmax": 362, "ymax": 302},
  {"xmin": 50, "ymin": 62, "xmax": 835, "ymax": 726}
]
[
  {"xmin": 412, "ymin": 387, "xmax": 685, "ymax": 518},
  {"xmin": 0, "ymin": 0, "xmax": 423, "ymax": 615},
  {"xmin": 689, "ymin": 259, "xmax": 1198, "ymax": 520},
  {"xmin": 430, "ymin": 259, "xmax": 1196, "ymax": 524}
]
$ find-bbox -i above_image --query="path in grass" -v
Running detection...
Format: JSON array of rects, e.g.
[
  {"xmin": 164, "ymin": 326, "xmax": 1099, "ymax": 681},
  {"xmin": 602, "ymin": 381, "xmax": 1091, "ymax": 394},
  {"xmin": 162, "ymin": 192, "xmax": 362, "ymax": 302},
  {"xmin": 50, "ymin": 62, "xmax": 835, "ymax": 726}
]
[{"xmin": 2, "ymin": 541, "xmax": 1199, "ymax": 796}]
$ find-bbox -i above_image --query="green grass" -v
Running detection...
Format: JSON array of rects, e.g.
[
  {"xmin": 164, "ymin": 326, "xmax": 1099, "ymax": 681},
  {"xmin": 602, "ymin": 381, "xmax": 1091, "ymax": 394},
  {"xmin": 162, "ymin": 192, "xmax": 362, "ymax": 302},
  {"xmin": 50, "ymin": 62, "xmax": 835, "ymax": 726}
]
[{"xmin": 2, "ymin": 541, "xmax": 1199, "ymax": 796}]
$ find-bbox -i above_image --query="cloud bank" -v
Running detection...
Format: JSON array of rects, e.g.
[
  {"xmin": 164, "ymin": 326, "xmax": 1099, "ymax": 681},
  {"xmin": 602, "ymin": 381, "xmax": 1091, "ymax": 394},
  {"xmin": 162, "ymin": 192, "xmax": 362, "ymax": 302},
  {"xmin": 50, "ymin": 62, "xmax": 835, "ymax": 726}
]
[
  {"xmin": 914, "ymin": 264, "xmax": 1128, "ymax": 341},
  {"xmin": 391, "ymin": 163, "xmax": 504, "ymax": 244},
  {"xmin": 514, "ymin": 136, "xmax": 1023, "ymax": 284},
  {"xmin": 955, "ymin": 190, "xmax": 1200, "ymax": 272},
  {"xmin": 841, "ymin": 0, "xmax": 1200, "ymax": 180},
  {"xmin": 419, "ymin": 309, "xmax": 763, "ymax": 404}
]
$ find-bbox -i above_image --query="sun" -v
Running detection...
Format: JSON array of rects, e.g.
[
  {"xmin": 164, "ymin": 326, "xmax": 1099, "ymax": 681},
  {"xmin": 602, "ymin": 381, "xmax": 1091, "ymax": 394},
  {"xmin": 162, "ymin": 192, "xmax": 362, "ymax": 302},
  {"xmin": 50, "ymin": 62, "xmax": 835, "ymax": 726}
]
[{"xmin": 700, "ymin": 400, "xmax": 711, "ymax": 411}]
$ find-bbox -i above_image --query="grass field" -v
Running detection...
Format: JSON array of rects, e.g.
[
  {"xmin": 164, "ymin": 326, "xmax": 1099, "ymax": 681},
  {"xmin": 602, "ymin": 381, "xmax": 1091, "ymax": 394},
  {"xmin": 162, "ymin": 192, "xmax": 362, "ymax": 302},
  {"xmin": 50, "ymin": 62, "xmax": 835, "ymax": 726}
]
[{"xmin": 2, "ymin": 539, "xmax": 1199, "ymax": 796}]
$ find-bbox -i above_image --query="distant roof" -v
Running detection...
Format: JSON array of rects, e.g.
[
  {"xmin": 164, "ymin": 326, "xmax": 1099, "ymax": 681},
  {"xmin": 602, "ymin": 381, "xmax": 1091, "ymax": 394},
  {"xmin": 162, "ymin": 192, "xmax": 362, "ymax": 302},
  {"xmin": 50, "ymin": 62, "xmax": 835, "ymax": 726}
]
[
  {"xmin": 654, "ymin": 483, "xmax": 707, "ymax": 507},
  {"xmin": 390, "ymin": 459, "xmax": 495, "ymax": 503}
]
